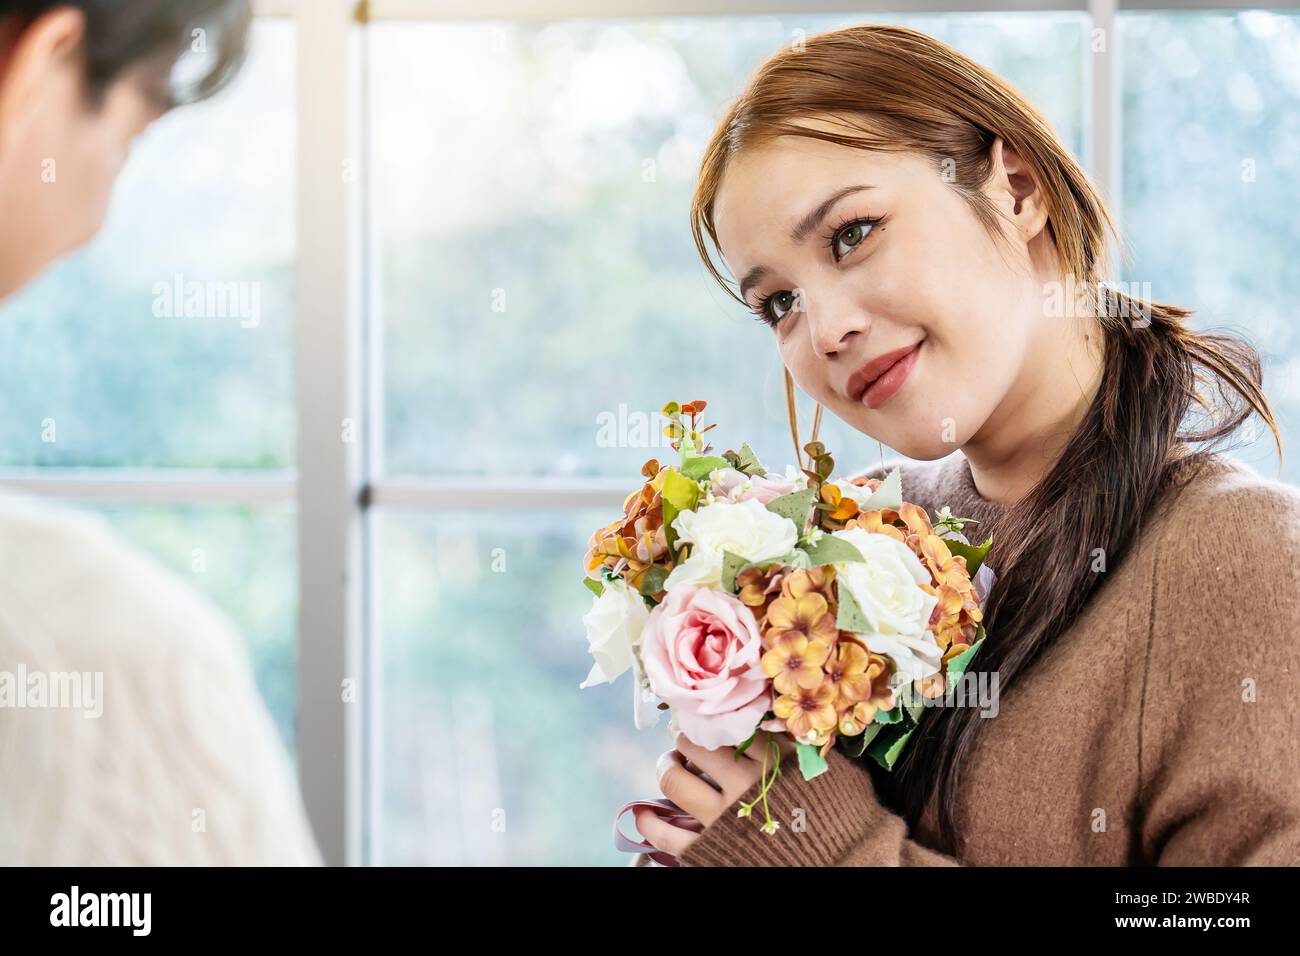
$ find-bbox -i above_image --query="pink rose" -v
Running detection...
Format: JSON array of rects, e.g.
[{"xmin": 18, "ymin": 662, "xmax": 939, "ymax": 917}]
[
  {"xmin": 640, "ymin": 585, "xmax": 771, "ymax": 749},
  {"xmin": 708, "ymin": 467, "xmax": 801, "ymax": 506}
]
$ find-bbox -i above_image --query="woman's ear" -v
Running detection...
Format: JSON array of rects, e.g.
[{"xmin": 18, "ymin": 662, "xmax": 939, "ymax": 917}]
[
  {"xmin": 989, "ymin": 136, "xmax": 1049, "ymax": 242},
  {"xmin": 0, "ymin": 8, "xmax": 87, "ymax": 153}
]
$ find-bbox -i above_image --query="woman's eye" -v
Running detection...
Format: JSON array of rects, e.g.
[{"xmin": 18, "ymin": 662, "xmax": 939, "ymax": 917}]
[
  {"xmin": 831, "ymin": 218, "xmax": 879, "ymax": 260},
  {"xmin": 761, "ymin": 290, "xmax": 797, "ymax": 325}
]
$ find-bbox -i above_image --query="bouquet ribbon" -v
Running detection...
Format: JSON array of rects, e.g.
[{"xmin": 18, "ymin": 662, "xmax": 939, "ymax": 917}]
[{"xmin": 613, "ymin": 799, "xmax": 703, "ymax": 867}]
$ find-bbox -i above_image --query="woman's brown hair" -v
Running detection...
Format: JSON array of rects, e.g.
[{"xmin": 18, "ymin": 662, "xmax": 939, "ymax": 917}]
[{"xmin": 690, "ymin": 24, "xmax": 1281, "ymax": 853}]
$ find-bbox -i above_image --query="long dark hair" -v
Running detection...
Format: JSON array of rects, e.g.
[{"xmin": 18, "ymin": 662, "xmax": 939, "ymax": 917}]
[
  {"xmin": 0, "ymin": 0, "xmax": 251, "ymax": 105},
  {"xmin": 689, "ymin": 24, "xmax": 1282, "ymax": 853}
]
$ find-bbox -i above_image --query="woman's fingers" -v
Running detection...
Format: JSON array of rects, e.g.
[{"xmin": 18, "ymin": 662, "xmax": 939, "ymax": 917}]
[
  {"xmin": 656, "ymin": 749, "xmax": 723, "ymax": 822},
  {"xmin": 739, "ymin": 730, "xmax": 799, "ymax": 764},
  {"xmin": 651, "ymin": 731, "xmax": 800, "ymax": 831},
  {"xmin": 674, "ymin": 733, "xmax": 763, "ymax": 796},
  {"xmin": 632, "ymin": 806, "xmax": 697, "ymax": 857},
  {"xmin": 678, "ymin": 756, "xmax": 721, "ymax": 791}
]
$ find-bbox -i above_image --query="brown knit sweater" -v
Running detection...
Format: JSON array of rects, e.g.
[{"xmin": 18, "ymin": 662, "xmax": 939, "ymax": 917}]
[{"xmin": 633, "ymin": 451, "xmax": 1300, "ymax": 867}]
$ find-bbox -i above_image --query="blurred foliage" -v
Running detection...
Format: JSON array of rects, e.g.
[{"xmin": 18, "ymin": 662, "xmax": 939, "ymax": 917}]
[
  {"xmin": 1120, "ymin": 12, "xmax": 1300, "ymax": 477},
  {"xmin": 378, "ymin": 509, "xmax": 665, "ymax": 865}
]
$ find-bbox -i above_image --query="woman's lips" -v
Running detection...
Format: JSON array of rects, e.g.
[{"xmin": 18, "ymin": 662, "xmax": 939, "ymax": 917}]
[{"xmin": 857, "ymin": 341, "xmax": 922, "ymax": 409}]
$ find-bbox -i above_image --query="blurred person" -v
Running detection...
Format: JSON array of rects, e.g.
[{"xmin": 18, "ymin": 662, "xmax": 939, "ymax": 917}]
[{"xmin": 0, "ymin": 0, "xmax": 320, "ymax": 864}]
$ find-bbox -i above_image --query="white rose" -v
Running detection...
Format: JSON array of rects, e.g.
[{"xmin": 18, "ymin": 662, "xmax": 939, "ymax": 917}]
[
  {"xmin": 832, "ymin": 526, "xmax": 942, "ymax": 688},
  {"xmin": 663, "ymin": 498, "xmax": 798, "ymax": 591},
  {"xmin": 579, "ymin": 578, "xmax": 650, "ymax": 689}
]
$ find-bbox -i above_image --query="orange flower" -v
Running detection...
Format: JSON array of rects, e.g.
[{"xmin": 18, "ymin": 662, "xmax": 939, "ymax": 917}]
[
  {"xmin": 917, "ymin": 533, "xmax": 984, "ymax": 652},
  {"xmin": 819, "ymin": 483, "xmax": 858, "ymax": 526},
  {"xmin": 736, "ymin": 563, "xmax": 787, "ymax": 627},
  {"xmin": 920, "ymin": 533, "xmax": 972, "ymax": 591},
  {"xmin": 764, "ymin": 588, "xmax": 837, "ymax": 650},
  {"xmin": 840, "ymin": 699, "xmax": 887, "ymax": 736},
  {"xmin": 773, "ymin": 679, "xmax": 838, "ymax": 744},
  {"xmin": 898, "ymin": 501, "xmax": 933, "ymax": 537},
  {"xmin": 844, "ymin": 508, "xmax": 906, "ymax": 543},
  {"xmin": 583, "ymin": 462, "xmax": 673, "ymax": 596},
  {"xmin": 783, "ymin": 565, "xmax": 837, "ymax": 605},
  {"xmin": 761, "ymin": 635, "xmax": 831, "ymax": 697},
  {"xmin": 842, "ymin": 497, "xmax": 986, "ymax": 661},
  {"xmin": 915, "ymin": 673, "xmax": 947, "ymax": 700},
  {"xmin": 829, "ymin": 641, "xmax": 895, "ymax": 732},
  {"xmin": 920, "ymin": 640, "xmax": 973, "ymax": 698}
]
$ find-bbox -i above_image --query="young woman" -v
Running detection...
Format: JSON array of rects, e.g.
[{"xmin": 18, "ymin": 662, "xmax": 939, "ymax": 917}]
[{"xmin": 632, "ymin": 24, "xmax": 1300, "ymax": 866}]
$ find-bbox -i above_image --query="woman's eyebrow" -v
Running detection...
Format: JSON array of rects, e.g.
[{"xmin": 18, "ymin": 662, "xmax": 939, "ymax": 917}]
[
  {"xmin": 789, "ymin": 184, "xmax": 876, "ymax": 243},
  {"xmin": 739, "ymin": 265, "xmax": 768, "ymax": 301},
  {"xmin": 736, "ymin": 183, "xmax": 876, "ymax": 300}
]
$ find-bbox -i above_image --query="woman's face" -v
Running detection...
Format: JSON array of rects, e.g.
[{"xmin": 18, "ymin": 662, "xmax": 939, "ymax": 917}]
[{"xmin": 712, "ymin": 122, "xmax": 1052, "ymax": 461}]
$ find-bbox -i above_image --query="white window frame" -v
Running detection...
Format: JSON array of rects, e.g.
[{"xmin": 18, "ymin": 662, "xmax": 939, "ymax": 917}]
[{"xmin": 1, "ymin": 0, "xmax": 1294, "ymax": 866}]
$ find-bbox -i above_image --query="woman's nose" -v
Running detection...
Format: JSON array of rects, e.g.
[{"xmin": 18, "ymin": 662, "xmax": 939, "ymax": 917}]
[{"xmin": 804, "ymin": 288, "xmax": 870, "ymax": 357}]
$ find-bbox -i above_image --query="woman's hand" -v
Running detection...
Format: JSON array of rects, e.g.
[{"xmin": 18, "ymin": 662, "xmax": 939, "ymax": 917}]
[{"xmin": 633, "ymin": 731, "xmax": 798, "ymax": 858}]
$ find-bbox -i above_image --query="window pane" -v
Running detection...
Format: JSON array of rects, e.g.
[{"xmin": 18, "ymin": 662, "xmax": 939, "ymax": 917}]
[
  {"xmin": 0, "ymin": 21, "xmax": 296, "ymax": 469},
  {"xmin": 376, "ymin": 509, "xmax": 663, "ymax": 865},
  {"xmin": 1120, "ymin": 11, "xmax": 1300, "ymax": 483},
  {"xmin": 372, "ymin": 14, "xmax": 1086, "ymax": 479},
  {"xmin": 87, "ymin": 503, "xmax": 298, "ymax": 753}
]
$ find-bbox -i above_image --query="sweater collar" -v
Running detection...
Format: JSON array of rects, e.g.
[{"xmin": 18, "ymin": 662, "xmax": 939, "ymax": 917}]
[{"xmin": 935, "ymin": 453, "xmax": 1008, "ymax": 530}]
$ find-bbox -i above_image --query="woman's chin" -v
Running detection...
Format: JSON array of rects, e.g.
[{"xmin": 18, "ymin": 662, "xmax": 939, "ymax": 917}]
[
  {"xmin": 884, "ymin": 438, "xmax": 961, "ymax": 462},
  {"xmin": 859, "ymin": 414, "xmax": 967, "ymax": 460}
]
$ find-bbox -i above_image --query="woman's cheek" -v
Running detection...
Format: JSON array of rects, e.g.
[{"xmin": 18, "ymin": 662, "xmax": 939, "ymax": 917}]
[{"xmin": 783, "ymin": 344, "xmax": 839, "ymax": 410}]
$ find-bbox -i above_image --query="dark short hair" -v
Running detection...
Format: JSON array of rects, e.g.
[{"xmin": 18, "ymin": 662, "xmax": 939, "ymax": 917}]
[{"xmin": 0, "ymin": 0, "xmax": 251, "ymax": 105}]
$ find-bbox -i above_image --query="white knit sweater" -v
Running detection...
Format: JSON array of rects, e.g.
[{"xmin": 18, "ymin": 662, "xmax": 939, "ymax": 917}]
[{"xmin": 0, "ymin": 493, "xmax": 321, "ymax": 865}]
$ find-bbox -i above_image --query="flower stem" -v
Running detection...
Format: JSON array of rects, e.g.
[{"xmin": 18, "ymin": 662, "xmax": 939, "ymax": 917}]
[{"xmin": 737, "ymin": 732, "xmax": 782, "ymax": 833}]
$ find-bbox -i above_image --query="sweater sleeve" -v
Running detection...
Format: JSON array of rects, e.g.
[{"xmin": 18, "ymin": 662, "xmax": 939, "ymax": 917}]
[
  {"xmin": 678, "ymin": 748, "xmax": 958, "ymax": 866},
  {"xmin": 1138, "ymin": 471, "xmax": 1300, "ymax": 865}
]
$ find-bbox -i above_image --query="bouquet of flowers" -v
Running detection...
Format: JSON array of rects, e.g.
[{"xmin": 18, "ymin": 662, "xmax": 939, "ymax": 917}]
[{"xmin": 581, "ymin": 400, "xmax": 992, "ymax": 835}]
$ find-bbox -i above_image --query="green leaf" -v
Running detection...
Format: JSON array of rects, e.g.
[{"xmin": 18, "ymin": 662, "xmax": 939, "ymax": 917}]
[
  {"xmin": 836, "ymin": 585, "xmax": 872, "ymax": 635},
  {"xmin": 734, "ymin": 732, "xmax": 757, "ymax": 760},
  {"xmin": 943, "ymin": 535, "xmax": 993, "ymax": 576},
  {"xmin": 873, "ymin": 703, "xmax": 903, "ymax": 724},
  {"xmin": 944, "ymin": 632, "xmax": 985, "ymax": 686},
  {"xmin": 765, "ymin": 548, "xmax": 811, "ymax": 571},
  {"xmin": 677, "ymin": 432, "xmax": 697, "ymax": 458},
  {"xmin": 635, "ymin": 565, "xmax": 668, "ymax": 598},
  {"xmin": 765, "ymin": 488, "xmax": 817, "ymax": 530},
  {"xmin": 799, "ymin": 534, "xmax": 864, "ymax": 567},
  {"xmin": 681, "ymin": 454, "xmax": 732, "ymax": 482},
  {"xmin": 796, "ymin": 742, "xmax": 829, "ymax": 780},
  {"xmin": 733, "ymin": 443, "xmax": 767, "ymax": 477},
  {"xmin": 867, "ymin": 724, "xmax": 916, "ymax": 770},
  {"xmin": 900, "ymin": 685, "xmax": 926, "ymax": 723},
  {"xmin": 721, "ymin": 550, "xmax": 751, "ymax": 593},
  {"xmin": 661, "ymin": 469, "xmax": 701, "ymax": 559},
  {"xmin": 582, "ymin": 577, "xmax": 604, "ymax": 598},
  {"xmin": 662, "ymin": 501, "xmax": 681, "ymax": 559},
  {"xmin": 859, "ymin": 467, "xmax": 903, "ymax": 512},
  {"xmin": 848, "ymin": 722, "xmax": 882, "ymax": 757},
  {"xmin": 661, "ymin": 468, "xmax": 701, "ymax": 512}
]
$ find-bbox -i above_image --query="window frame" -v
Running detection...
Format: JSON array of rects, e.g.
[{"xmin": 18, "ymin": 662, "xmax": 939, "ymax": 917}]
[{"xmin": 0, "ymin": 0, "xmax": 1293, "ymax": 865}]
